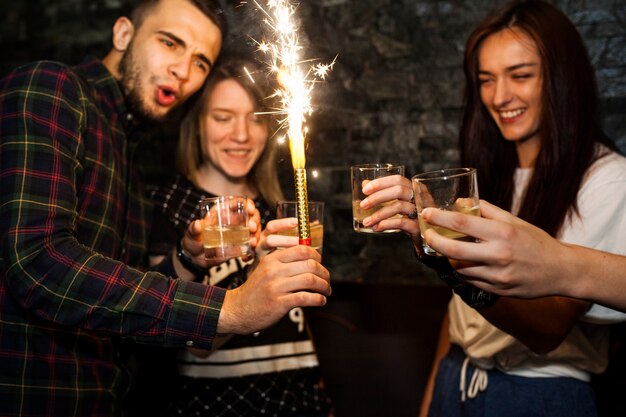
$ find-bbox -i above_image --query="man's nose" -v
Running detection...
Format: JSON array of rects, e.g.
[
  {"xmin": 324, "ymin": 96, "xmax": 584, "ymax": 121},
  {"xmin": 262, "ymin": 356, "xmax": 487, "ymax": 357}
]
[{"xmin": 169, "ymin": 55, "xmax": 192, "ymax": 81}]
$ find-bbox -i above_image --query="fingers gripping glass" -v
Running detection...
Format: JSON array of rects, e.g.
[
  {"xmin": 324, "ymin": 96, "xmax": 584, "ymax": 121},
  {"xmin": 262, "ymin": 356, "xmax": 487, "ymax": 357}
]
[
  {"xmin": 199, "ymin": 196, "xmax": 251, "ymax": 263},
  {"xmin": 351, "ymin": 163, "xmax": 405, "ymax": 233},
  {"xmin": 276, "ymin": 200, "xmax": 325, "ymax": 256},
  {"xmin": 411, "ymin": 168, "xmax": 480, "ymax": 256}
]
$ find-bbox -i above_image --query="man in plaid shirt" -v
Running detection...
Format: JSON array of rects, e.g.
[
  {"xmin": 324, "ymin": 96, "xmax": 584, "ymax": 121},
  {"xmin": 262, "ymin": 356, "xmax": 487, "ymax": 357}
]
[{"xmin": 0, "ymin": 0, "xmax": 331, "ymax": 415}]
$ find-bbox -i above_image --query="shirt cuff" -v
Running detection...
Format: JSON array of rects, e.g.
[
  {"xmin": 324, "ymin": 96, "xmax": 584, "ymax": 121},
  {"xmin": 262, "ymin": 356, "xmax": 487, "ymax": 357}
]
[{"xmin": 163, "ymin": 280, "xmax": 226, "ymax": 350}]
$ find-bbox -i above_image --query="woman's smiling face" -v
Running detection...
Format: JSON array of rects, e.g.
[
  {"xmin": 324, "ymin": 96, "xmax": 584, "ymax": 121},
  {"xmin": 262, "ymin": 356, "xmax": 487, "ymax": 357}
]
[
  {"xmin": 478, "ymin": 28, "xmax": 543, "ymax": 165},
  {"xmin": 200, "ymin": 79, "xmax": 268, "ymax": 181}
]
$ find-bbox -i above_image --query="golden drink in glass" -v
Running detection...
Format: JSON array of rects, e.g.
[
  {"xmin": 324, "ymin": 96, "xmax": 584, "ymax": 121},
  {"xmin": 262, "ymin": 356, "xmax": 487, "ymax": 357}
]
[
  {"xmin": 412, "ymin": 168, "xmax": 480, "ymax": 256},
  {"xmin": 352, "ymin": 199, "xmax": 402, "ymax": 233},
  {"xmin": 199, "ymin": 196, "xmax": 251, "ymax": 262},
  {"xmin": 351, "ymin": 163, "xmax": 405, "ymax": 233},
  {"xmin": 202, "ymin": 224, "xmax": 251, "ymax": 262},
  {"xmin": 418, "ymin": 204, "xmax": 480, "ymax": 246},
  {"xmin": 276, "ymin": 201, "xmax": 324, "ymax": 256},
  {"xmin": 276, "ymin": 223, "xmax": 324, "ymax": 255}
]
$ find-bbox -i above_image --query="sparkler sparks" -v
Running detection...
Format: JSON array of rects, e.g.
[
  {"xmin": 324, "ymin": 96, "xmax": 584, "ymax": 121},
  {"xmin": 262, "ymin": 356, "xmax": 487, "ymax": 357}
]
[
  {"xmin": 252, "ymin": 0, "xmax": 335, "ymax": 245},
  {"xmin": 252, "ymin": 0, "xmax": 335, "ymax": 167}
]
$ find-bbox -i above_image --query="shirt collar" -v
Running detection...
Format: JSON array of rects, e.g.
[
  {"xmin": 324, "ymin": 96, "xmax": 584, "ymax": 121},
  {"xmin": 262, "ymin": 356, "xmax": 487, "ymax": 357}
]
[{"xmin": 74, "ymin": 57, "xmax": 142, "ymax": 135}]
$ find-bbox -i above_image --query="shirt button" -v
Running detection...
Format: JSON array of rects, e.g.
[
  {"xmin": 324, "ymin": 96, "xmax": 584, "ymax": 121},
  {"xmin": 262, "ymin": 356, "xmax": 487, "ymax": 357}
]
[
  {"xmin": 126, "ymin": 113, "xmax": 133, "ymax": 121},
  {"xmin": 186, "ymin": 341, "xmax": 194, "ymax": 347}
]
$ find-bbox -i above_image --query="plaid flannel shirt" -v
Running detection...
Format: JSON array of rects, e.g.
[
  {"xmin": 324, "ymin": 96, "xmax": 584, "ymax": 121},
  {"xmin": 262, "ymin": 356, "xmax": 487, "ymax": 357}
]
[{"xmin": 0, "ymin": 59, "xmax": 225, "ymax": 416}]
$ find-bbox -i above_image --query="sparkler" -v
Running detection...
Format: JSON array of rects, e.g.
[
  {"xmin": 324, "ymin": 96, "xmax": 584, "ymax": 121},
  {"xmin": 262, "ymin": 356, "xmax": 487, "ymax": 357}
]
[{"xmin": 253, "ymin": 0, "xmax": 335, "ymax": 246}]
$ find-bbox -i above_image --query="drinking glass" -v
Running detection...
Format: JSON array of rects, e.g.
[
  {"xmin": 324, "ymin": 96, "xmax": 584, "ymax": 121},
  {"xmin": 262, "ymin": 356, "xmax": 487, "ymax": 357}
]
[
  {"xmin": 351, "ymin": 163, "xmax": 405, "ymax": 233},
  {"xmin": 199, "ymin": 196, "xmax": 251, "ymax": 262},
  {"xmin": 276, "ymin": 201, "xmax": 324, "ymax": 256},
  {"xmin": 411, "ymin": 168, "xmax": 480, "ymax": 255}
]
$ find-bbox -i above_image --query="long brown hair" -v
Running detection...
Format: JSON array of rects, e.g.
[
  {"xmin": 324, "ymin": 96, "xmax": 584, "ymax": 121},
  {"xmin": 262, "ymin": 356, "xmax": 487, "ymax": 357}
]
[
  {"xmin": 460, "ymin": 0, "xmax": 618, "ymax": 237},
  {"xmin": 177, "ymin": 54, "xmax": 284, "ymax": 207}
]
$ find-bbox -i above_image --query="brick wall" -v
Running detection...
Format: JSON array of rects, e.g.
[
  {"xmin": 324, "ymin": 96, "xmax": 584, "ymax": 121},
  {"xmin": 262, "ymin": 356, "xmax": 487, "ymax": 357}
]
[{"xmin": 2, "ymin": 0, "xmax": 624, "ymax": 283}]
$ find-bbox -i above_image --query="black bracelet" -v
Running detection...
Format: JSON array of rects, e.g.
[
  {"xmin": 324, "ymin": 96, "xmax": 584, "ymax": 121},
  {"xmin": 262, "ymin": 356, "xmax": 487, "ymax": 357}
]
[
  {"xmin": 438, "ymin": 268, "xmax": 499, "ymax": 310},
  {"xmin": 176, "ymin": 239, "xmax": 207, "ymax": 277},
  {"xmin": 414, "ymin": 248, "xmax": 499, "ymax": 310}
]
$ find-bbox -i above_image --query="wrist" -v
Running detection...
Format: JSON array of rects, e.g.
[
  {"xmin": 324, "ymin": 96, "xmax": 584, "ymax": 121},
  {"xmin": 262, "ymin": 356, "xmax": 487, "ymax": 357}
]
[
  {"xmin": 156, "ymin": 250, "xmax": 177, "ymax": 278},
  {"xmin": 559, "ymin": 243, "xmax": 591, "ymax": 300},
  {"xmin": 175, "ymin": 239, "xmax": 206, "ymax": 281},
  {"xmin": 217, "ymin": 289, "xmax": 239, "ymax": 335},
  {"xmin": 428, "ymin": 255, "xmax": 499, "ymax": 310}
]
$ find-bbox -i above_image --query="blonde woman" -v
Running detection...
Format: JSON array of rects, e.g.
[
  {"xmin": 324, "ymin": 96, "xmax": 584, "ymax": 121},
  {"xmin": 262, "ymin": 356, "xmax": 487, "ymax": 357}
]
[{"xmin": 130, "ymin": 55, "xmax": 331, "ymax": 417}]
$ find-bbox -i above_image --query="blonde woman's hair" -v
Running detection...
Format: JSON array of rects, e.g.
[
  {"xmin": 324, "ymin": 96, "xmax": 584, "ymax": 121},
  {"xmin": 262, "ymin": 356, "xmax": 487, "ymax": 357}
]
[{"xmin": 177, "ymin": 54, "xmax": 284, "ymax": 207}]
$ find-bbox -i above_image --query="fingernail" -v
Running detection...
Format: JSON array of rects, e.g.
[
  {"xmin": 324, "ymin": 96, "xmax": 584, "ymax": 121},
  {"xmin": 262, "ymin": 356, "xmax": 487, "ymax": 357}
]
[{"xmin": 360, "ymin": 198, "xmax": 368, "ymax": 207}]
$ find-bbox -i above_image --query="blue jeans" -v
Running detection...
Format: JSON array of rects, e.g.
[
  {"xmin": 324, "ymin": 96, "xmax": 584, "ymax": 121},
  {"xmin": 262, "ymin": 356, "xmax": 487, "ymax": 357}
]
[{"xmin": 428, "ymin": 344, "xmax": 597, "ymax": 417}]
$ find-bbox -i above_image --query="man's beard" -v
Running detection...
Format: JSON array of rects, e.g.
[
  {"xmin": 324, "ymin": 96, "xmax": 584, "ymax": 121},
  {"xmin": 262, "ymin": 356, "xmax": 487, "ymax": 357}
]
[{"xmin": 118, "ymin": 46, "xmax": 169, "ymax": 123}]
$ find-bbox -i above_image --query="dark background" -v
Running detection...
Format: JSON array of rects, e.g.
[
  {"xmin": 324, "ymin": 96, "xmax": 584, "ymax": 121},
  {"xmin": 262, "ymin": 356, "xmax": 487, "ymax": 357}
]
[{"xmin": 1, "ymin": 1, "xmax": 624, "ymax": 416}]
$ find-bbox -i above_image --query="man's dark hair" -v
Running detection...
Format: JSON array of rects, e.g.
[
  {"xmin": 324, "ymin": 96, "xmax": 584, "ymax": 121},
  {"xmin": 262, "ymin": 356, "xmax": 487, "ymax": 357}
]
[{"xmin": 129, "ymin": 0, "xmax": 227, "ymax": 35}]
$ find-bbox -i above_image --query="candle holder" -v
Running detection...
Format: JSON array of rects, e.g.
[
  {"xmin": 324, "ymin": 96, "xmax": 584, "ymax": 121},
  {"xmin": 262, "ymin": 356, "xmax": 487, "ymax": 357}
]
[{"xmin": 294, "ymin": 167, "xmax": 311, "ymax": 246}]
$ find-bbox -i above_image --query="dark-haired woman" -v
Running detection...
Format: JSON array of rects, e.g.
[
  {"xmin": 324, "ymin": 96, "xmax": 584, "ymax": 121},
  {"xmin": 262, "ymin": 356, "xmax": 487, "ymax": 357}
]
[{"xmin": 358, "ymin": 1, "xmax": 626, "ymax": 416}]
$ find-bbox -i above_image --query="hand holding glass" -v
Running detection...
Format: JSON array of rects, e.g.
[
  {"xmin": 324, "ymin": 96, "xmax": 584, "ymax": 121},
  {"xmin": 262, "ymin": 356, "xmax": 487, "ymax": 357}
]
[
  {"xmin": 200, "ymin": 196, "xmax": 251, "ymax": 263},
  {"xmin": 351, "ymin": 163, "xmax": 405, "ymax": 233},
  {"xmin": 412, "ymin": 168, "xmax": 480, "ymax": 255},
  {"xmin": 276, "ymin": 201, "xmax": 324, "ymax": 256}
]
